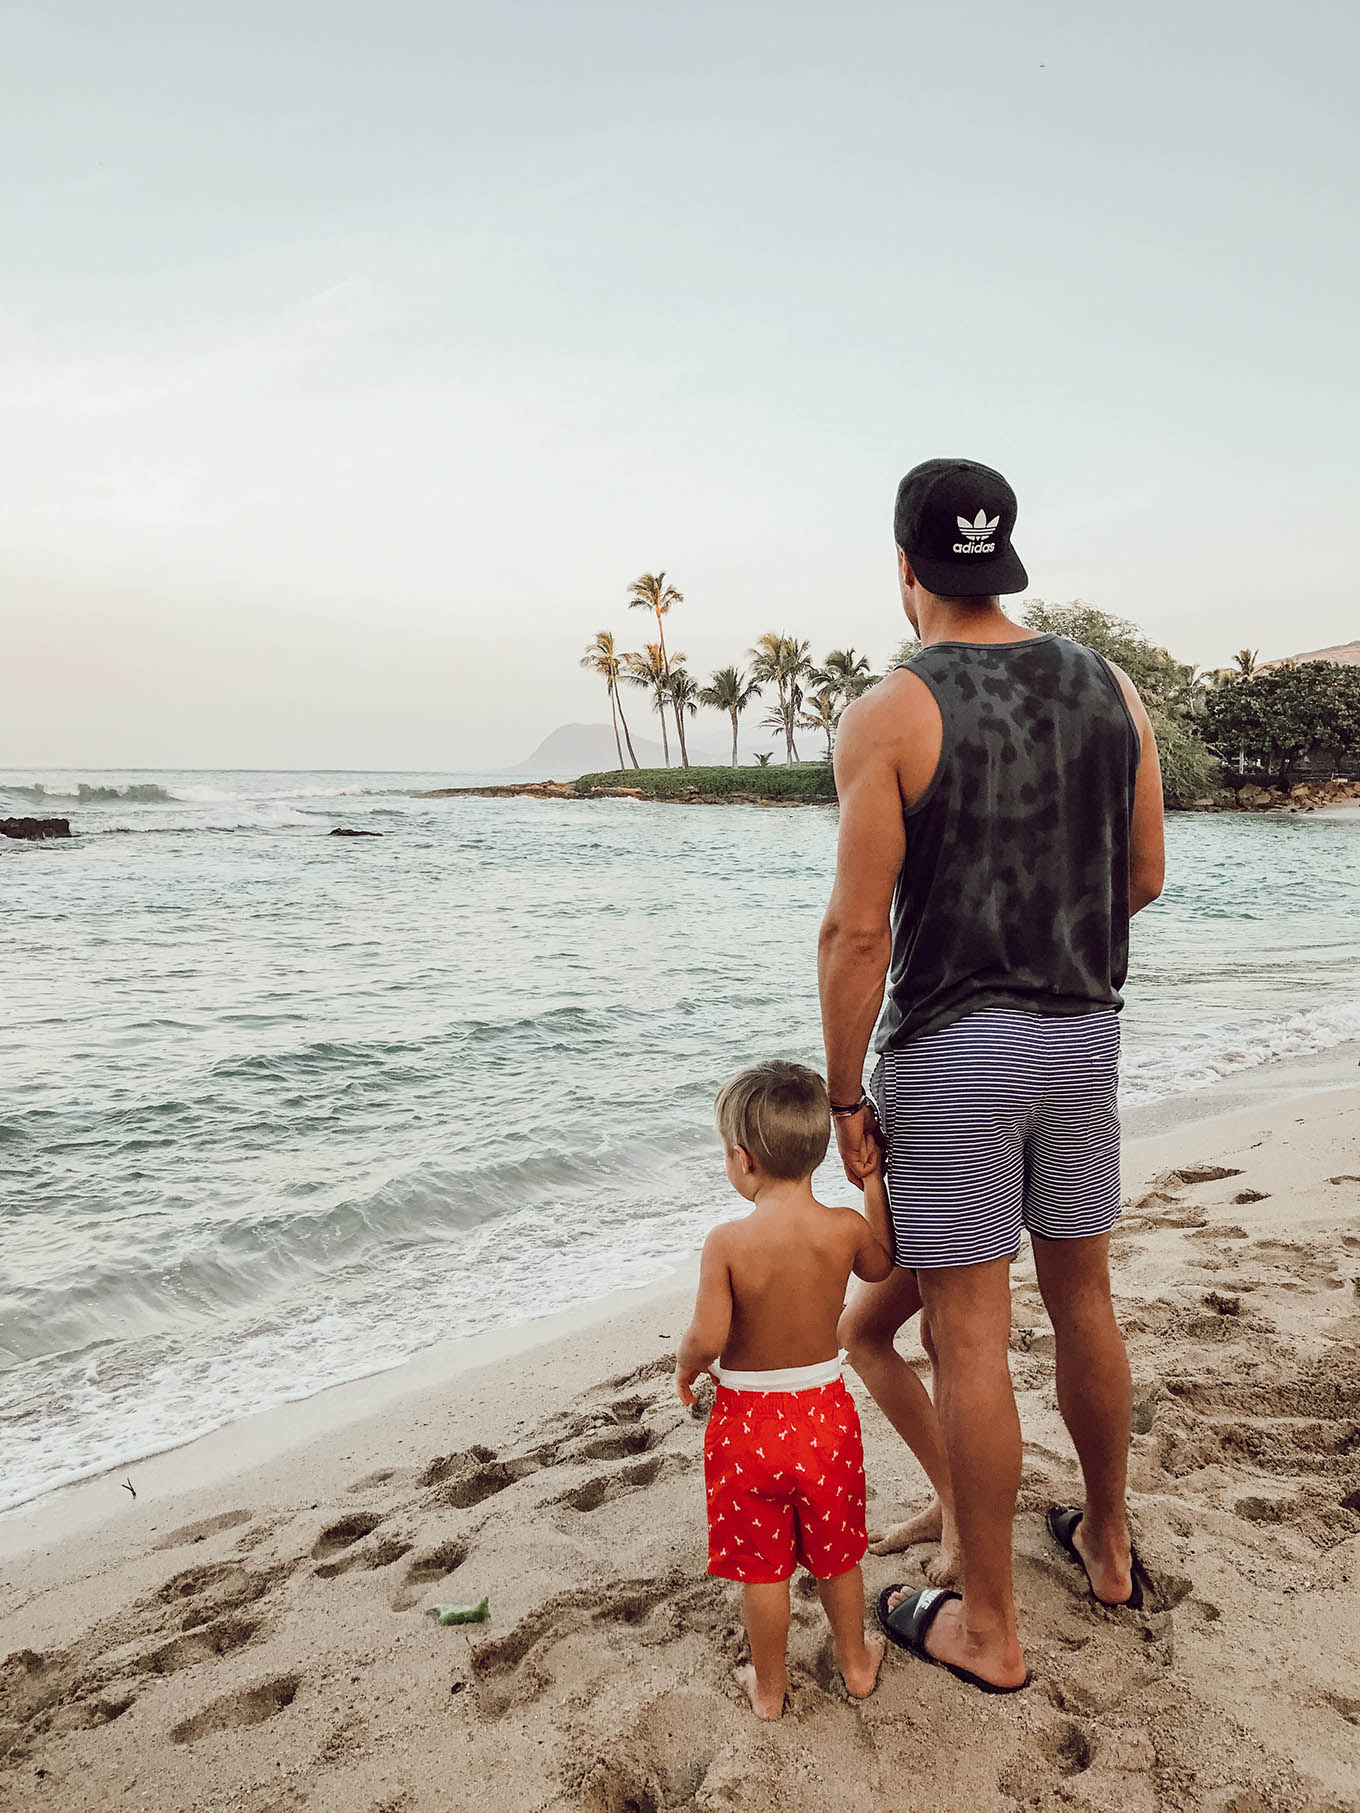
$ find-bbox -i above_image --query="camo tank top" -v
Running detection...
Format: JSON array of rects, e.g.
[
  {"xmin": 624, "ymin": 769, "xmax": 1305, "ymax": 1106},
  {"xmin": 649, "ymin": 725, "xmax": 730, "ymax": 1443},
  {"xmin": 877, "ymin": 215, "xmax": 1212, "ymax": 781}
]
[{"xmin": 875, "ymin": 634, "xmax": 1141, "ymax": 1052}]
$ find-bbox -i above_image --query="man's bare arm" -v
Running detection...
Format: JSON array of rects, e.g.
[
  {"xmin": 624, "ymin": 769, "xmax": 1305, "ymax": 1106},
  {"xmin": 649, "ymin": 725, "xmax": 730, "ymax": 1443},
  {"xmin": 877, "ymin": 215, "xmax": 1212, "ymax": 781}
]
[
  {"xmin": 818, "ymin": 693, "xmax": 907, "ymax": 1182},
  {"xmin": 1107, "ymin": 662, "xmax": 1165, "ymax": 915}
]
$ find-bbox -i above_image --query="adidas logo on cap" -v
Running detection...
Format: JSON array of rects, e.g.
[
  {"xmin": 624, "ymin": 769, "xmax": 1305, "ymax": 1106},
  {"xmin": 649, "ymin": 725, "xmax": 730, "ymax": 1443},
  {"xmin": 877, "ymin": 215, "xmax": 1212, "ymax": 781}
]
[{"xmin": 954, "ymin": 509, "xmax": 1000, "ymax": 555}]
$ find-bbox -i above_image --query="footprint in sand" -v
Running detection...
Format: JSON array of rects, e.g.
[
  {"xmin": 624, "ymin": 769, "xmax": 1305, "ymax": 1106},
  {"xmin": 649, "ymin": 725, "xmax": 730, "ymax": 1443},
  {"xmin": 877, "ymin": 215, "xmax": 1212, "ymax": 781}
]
[
  {"xmin": 346, "ymin": 1467, "xmax": 414, "ymax": 1493},
  {"xmin": 142, "ymin": 1612, "xmax": 266, "ymax": 1675},
  {"xmin": 470, "ymin": 1572, "xmax": 720, "ymax": 1718},
  {"xmin": 1321, "ymin": 1690, "xmax": 1360, "ymax": 1726},
  {"xmin": 314, "ymin": 1532, "xmax": 414, "ymax": 1580},
  {"xmin": 1167, "ymin": 1164, "xmax": 1244, "ymax": 1186},
  {"xmin": 170, "ymin": 1671, "xmax": 302, "ymax": 1745},
  {"xmin": 557, "ymin": 1455, "xmax": 666, "ymax": 1513},
  {"xmin": 154, "ymin": 1560, "xmax": 284, "ymax": 1632},
  {"xmin": 563, "ymin": 1423, "xmax": 660, "ymax": 1464},
  {"xmin": 390, "ymin": 1537, "xmax": 471, "ymax": 1611},
  {"xmin": 310, "ymin": 1511, "xmax": 385, "ymax": 1560},
  {"xmin": 417, "ymin": 1445, "xmax": 526, "ymax": 1508},
  {"xmin": 152, "ymin": 1509, "xmax": 253, "ymax": 1550}
]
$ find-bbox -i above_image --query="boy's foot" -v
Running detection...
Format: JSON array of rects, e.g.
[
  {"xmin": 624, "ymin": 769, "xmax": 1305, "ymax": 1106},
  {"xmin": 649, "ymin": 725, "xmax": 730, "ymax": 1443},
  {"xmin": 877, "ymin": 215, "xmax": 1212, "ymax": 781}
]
[
  {"xmin": 840, "ymin": 1630, "xmax": 886, "ymax": 1699},
  {"xmin": 735, "ymin": 1663, "xmax": 786, "ymax": 1721}
]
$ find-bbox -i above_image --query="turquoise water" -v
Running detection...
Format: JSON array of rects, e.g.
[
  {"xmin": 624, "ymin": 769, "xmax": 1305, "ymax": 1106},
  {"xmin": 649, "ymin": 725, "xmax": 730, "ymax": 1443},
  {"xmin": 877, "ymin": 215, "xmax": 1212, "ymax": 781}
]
[{"xmin": 3, "ymin": 769, "xmax": 1359, "ymax": 1513}]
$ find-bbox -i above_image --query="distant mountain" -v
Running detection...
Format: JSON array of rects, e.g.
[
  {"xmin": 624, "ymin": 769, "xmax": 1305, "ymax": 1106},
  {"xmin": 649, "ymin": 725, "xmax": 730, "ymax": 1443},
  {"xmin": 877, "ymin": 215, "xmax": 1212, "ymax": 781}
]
[
  {"xmin": 513, "ymin": 723, "xmax": 730, "ymax": 775},
  {"xmin": 1261, "ymin": 640, "xmax": 1360, "ymax": 669}
]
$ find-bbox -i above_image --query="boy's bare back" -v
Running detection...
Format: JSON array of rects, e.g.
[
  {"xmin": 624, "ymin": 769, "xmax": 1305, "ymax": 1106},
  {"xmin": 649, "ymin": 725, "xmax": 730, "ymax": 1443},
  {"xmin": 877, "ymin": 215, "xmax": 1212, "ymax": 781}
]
[{"xmin": 706, "ymin": 1189, "xmax": 890, "ymax": 1373}]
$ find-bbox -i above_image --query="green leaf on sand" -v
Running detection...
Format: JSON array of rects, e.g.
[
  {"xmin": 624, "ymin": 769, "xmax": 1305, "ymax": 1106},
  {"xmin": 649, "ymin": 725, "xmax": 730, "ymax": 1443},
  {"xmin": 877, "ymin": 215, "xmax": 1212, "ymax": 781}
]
[{"xmin": 426, "ymin": 1597, "xmax": 490, "ymax": 1625}]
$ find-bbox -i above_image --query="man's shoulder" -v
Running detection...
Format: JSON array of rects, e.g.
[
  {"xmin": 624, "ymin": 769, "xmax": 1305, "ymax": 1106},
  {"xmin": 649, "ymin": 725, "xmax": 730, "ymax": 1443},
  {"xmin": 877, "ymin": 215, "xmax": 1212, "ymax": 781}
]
[
  {"xmin": 836, "ymin": 669, "xmax": 940, "ymax": 788},
  {"xmin": 841, "ymin": 668, "xmax": 934, "ymax": 739}
]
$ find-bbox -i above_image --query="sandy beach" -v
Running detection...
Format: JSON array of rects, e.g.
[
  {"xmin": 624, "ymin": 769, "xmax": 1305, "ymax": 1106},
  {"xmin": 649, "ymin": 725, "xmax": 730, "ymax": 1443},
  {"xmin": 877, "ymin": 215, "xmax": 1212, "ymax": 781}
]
[{"xmin": 3, "ymin": 1058, "xmax": 1359, "ymax": 1813}]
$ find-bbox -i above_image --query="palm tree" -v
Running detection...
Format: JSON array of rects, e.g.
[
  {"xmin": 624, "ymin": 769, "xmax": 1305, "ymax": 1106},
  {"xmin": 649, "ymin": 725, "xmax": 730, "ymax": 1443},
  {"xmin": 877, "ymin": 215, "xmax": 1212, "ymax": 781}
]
[
  {"xmin": 799, "ymin": 687, "xmax": 841, "ymax": 763},
  {"xmin": 1234, "ymin": 648, "xmax": 1260, "ymax": 678},
  {"xmin": 623, "ymin": 643, "xmax": 685, "ymax": 765},
  {"xmin": 579, "ymin": 630, "xmax": 640, "ymax": 770},
  {"xmin": 667, "ymin": 667, "xmax": 699, "ymax": 767},
  {"xmin": 813, "ymin": 648, "xmax": 876, "ymax": 705},
  {"xmin": 761, "ymin": 696, "xmax": 801, "ymax": 762},
  {"xmin": 698, "ymin": 665, "xmax": 762, "ymax": 766},
  {"xmin": 628, "ymin": 571, "xmax": 684, "ymax": 746},
  {"xmin": 750, "ymin": 633, "xmax": 812, "ymax": 763}
]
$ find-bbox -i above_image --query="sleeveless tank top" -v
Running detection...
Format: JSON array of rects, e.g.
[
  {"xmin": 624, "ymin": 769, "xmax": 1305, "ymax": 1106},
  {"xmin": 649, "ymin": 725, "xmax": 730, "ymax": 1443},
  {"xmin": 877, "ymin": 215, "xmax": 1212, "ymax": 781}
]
[{"xmin": 875, "ymin": 634, "xmax": 1141, "ymax": 1052}]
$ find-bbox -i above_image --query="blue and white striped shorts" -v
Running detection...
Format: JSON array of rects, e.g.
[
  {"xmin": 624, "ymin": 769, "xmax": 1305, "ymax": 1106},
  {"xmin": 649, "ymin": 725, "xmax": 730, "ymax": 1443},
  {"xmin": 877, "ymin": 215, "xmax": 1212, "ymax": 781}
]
[{"xmin": 870, "ymin": 1006, "xmax": 1121, "ymax": 1270}]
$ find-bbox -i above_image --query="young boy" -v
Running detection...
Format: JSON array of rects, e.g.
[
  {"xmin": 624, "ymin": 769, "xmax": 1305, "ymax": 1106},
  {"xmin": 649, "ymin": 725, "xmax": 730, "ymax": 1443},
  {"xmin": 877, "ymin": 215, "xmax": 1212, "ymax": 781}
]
[{"xmin": 676, "ymin": 1059, "xmax": 894, "ymax": 1720}]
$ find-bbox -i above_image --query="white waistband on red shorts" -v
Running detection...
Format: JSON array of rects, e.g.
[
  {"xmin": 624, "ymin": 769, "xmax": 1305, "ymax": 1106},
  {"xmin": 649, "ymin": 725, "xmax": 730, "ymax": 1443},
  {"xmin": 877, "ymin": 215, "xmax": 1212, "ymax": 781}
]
[{"xmin": 712, "ymin": 1355, "xmax": 843, "ymax": 1393}]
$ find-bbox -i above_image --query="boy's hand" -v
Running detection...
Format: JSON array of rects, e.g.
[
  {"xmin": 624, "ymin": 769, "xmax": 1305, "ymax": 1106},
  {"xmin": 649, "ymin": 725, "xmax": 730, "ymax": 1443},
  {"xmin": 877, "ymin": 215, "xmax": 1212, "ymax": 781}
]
[
  {"xmin": 676, "ymin": 1364, "xmax": 716, "ymax": 1407},
  {"xmin": 834, "ymin": 1100, "xmax": 885, "ymax": 1187}
]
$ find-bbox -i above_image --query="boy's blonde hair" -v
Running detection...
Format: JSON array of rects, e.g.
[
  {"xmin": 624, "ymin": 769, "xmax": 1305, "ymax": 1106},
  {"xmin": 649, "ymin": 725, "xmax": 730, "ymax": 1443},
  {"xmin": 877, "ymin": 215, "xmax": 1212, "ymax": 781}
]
[{"xmin": 714, "ymin": 1060, "xmax": 831, "ymax": 1181}]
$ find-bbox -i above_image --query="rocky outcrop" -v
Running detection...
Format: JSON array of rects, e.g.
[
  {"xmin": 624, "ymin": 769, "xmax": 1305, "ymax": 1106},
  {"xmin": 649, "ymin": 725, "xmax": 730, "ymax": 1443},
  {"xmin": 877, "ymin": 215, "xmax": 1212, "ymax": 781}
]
[
  {"xmin": 1282, "ymin": 777, "xmax": 1360, "ymax": 812},
  {"xmin": 329, "ymin": 827, "xmax": 383, "ymax": 837},
  {"xmin": 419, "ymin": 779, "xmax": 835, "ymax": 807},
  {"xmin": 1226, "ymin": 777, "xmax": 1360, "ymax": 812},
  {"xmin": 1, "ymin": 816, "xmax": 71, "ymax": 839},
  {"xmin": 420, "ymin": 781, "xmax": 578, "ymax": 801}
]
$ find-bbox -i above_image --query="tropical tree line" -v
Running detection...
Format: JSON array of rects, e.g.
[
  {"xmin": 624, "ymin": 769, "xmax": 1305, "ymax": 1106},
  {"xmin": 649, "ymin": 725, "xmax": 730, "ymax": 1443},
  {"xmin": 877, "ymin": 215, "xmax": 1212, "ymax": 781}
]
[
  {"xmin": 580, "ymin": 572, "xmax": 879, "ymax": 769},
  {"xmin": 1011, "ymin": 602, "xmax": 1360, "ymax": 801},
  {"xmin": 581, "ymin": 576, "xmax": 1360, "ymax": 800}
]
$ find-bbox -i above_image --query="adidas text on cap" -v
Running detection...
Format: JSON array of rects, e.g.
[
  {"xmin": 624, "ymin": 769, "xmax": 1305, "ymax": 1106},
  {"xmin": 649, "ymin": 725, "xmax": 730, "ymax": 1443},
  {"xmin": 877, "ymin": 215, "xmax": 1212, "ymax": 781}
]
[{"xmin": 893, "ymin": 458, "xmax": 1029, "ymax": 598}]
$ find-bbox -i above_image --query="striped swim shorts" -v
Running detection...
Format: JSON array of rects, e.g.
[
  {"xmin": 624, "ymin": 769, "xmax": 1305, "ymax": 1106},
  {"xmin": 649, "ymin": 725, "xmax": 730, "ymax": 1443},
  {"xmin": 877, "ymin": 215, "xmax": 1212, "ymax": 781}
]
[{"xmin": 870, "ymin": 1006, "xmax": 1122, "ymax": 1269}]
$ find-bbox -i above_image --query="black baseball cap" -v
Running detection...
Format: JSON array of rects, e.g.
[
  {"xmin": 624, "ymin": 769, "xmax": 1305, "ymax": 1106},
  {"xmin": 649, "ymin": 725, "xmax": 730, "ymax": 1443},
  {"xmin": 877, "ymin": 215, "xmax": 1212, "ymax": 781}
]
[{"xmin": 893, "ymin": 458, "xmax": 1028, "ymax": 597}]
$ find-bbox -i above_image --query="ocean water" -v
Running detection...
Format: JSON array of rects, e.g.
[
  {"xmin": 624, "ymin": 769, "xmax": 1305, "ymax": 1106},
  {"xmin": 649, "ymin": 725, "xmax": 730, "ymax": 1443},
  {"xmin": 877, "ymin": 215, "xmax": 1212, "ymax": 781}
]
[{"xmin": 4, "ymin": 768, "xmax": 1359, "ymax": 1516}]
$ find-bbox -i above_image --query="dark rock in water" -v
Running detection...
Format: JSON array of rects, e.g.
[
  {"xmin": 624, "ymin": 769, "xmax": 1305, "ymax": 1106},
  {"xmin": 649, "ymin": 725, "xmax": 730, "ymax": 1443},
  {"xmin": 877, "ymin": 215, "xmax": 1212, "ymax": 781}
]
[
  {"xmin": 1, "ymin": 817, "xmax": 71, "ymax": 840},
  {"xmin": 329, "ymin": 827, "xmax": 382, "ymax": 837}
]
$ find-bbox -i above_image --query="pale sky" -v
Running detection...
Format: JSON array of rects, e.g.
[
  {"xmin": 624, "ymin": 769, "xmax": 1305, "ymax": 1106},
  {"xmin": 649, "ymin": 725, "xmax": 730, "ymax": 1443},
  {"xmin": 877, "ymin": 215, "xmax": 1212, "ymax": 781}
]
[{"xmin": 3, "ymin": 0, "xmax": 1356, "ymax": 770}]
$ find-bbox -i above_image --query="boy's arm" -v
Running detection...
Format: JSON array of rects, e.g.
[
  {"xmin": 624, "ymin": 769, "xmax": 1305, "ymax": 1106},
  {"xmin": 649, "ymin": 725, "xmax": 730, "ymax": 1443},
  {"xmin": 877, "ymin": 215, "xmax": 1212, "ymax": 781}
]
[
  {"xmin": 676, "ymin": 1228, "xmax": 734, "ymax": 1405},
  {"xmin": 851, "ymin": 1164, "xmax": 895, "ymax": 1281}
]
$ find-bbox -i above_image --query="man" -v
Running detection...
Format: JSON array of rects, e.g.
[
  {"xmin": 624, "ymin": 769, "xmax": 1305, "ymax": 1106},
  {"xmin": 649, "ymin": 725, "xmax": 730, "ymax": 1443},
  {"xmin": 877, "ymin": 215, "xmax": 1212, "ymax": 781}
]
[{"xmin": 819, "ymin": 457, "xmax": 1165, "ymax": 1692}]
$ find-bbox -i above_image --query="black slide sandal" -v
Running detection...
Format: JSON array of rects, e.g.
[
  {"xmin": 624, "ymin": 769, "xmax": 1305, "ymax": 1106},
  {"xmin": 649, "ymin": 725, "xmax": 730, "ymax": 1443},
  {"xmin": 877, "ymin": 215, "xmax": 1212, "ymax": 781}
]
[
  {"xmin": 1046, "ymin": 1505, "xmax": 1153, "ymax": 1611},
  {"xmin": 876, "ymin": 1585, "xmax": 1029, "ymax": 1695}
]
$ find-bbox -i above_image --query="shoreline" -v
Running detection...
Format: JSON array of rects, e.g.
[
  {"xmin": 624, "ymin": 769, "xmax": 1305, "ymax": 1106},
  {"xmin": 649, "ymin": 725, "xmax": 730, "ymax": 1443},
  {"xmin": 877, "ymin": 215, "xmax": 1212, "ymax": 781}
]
[
  {"xmin": 418, "ymin": 781, "xmax": 839, "ymax": 807},
  {"xmin": 420, "ymin": 777, "xmax": 1360, "ymax": 814},
  {"xmin": 5, "ymin": 1039, "xmax": 1356, "ymax": 1564}
]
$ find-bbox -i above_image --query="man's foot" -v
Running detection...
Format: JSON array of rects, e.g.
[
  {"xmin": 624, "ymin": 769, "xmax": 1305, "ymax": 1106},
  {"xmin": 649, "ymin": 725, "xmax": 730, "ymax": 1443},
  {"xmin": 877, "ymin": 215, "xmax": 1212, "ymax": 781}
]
[
  {"xmin": 868, "ymin": 1496, "xmax": 961, "ymax": 1585},
  {"xmin": 1072, "ymin": 1516, "xmax": 1134, "ymax": 1607},
  {"xmin": 867, "ymin": 1496, "xmax": 941, "ymax": 1552},
  {"xmin": 922, "ymin": 1542, "xmax": 961, "ymax": 1587},
  {"xmin": 735, "ymin": 1662, "xmax": 786, "ymax": 1721},
  {"xmin": 839, "ymin": 1629, "xmax": 886, "ymax": 1699},
  {"xmin": 885, "ymin": 1589, "xmax": 1026, "ymax": 1692}
]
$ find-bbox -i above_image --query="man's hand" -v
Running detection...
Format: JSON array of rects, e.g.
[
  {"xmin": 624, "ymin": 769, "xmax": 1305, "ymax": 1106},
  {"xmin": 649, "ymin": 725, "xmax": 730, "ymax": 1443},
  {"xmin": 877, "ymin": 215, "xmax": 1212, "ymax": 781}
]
[
  {"xmin": 676, "ymin": 1364, "xmax": 716, "ymax": 1408},
  {"xmin": 834, "ymin": 1101, "xmax": 884, "ymax": 1188}
]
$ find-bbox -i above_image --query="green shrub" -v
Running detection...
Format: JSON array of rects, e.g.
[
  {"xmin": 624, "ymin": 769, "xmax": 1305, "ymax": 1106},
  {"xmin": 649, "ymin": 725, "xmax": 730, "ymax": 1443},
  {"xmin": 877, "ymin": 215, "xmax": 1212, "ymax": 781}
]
[
  {"xmin": 1204, "ymin": 662, "xmax": 1360, "ymax": 787},
  {"xmin": 1149, "ymin": 709, "xmax": 1220, "ymax": 809},
  {"xmin": 575, "ymin": 764, "xmax": 835, "ymax": 801}
]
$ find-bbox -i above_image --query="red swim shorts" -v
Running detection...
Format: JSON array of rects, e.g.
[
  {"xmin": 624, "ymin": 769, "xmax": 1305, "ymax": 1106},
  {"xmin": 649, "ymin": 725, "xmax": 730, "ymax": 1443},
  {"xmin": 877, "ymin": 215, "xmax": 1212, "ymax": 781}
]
[{"xmin": 704, "ymin": 1377, "xmax": 867, "ymax": 1584}]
